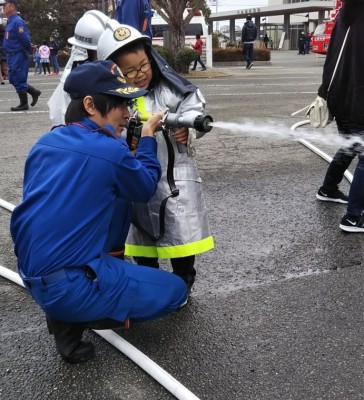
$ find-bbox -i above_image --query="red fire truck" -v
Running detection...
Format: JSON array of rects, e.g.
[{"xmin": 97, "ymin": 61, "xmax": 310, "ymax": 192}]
[{"xmin": 311, "ymin": 0, "xmax": 342, "ymax": 55}]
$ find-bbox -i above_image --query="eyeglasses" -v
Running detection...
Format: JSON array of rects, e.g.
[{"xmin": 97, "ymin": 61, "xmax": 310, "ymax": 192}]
[{"xmin": 123, "ymin": 62, "xmax": 151, "ymax": 79}]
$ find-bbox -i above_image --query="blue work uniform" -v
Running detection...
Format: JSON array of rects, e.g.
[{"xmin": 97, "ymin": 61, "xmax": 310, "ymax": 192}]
[
  {"xmin": 10, "ymin": 118, "xmax": 187, "ymax": 323},
  {"xmin": 3, "ymin": 13, "xmax": 32, "ymax": 92},
  {"xmin": 115, "ymin": 0, "xmax": 154, "ymax": 38}
]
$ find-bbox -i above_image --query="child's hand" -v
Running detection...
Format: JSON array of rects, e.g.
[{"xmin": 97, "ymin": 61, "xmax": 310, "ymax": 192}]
[{"xmin": 174, "ymin": 127, "xmax": 188, "ymax": 145}]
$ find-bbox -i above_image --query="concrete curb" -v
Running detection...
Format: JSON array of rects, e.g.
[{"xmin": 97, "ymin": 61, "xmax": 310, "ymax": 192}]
[{"xmin": 213, "ymin": 60, "xmax": 271, "ymax": 67}]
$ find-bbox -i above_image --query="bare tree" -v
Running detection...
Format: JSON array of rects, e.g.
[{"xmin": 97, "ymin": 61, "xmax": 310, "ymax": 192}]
[{"xmin": 151, "ymin": 0, "xmax": 207, "ymax": 55}]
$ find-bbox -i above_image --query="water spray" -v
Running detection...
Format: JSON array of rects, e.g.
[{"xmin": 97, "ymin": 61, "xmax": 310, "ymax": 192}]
[{"xmin": 209, "ymin": 119, "xmax": 364, "ymax": 152}]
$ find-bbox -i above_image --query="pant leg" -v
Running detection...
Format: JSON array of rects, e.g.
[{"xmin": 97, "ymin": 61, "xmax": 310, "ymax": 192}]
[
  {"xmin": 7, "ymin": 53, "xmax": 29, "ymax": 92},
  {"xmin": 242, "ymin": 44, "xmax": 249, "ymax": 63},
  {"xmin": 321, "ymin": 147, "xmax": 356, "ymax": 192},
  {"xmin": 341, "ymin": 122, "xmax": 364, "ymax": 217},
  {"xmin": 26, "ymin": 256, "xmax": 187, "ymax": 324},
  {"xmin": 347, "ymin": 153, "xmax": 364, "ymax": 217},
  {"xmin": 125, "ymin": 265, "xmax": 187, "ymax": 321},
  {"xmin": 51, "ymin": 55, "xmax": 59, "ymax": 73},
  {"xmin": 198, "ymin": 55, "xmax": 206, "ymax": 69},
  {"xmin": 321, "ymin": 120, "xmax": 360, "ymax": 192},
  {"xmin": 54, "ymin": 56, "xmax": 59, "ymax": 73},
  {"xmin": 135, "ymin": 257, "xmax": 159, "ymax": 268},
  {"xmin": 247, "ymin": 45, "xmax": 253, "ymax": 64},
  {"xmin": 171, "ymin": 255, "xmax": 196, "ymax": 289}
]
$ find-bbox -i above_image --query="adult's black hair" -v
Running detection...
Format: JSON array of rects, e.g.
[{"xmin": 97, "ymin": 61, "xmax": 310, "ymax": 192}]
[
  {"xmin": 65, "ymin": 94, "xmax": 128, "ymax": 124},
  {"xmin": 246, "ymin": 15, "xmax": 252, "ymax": 20}
]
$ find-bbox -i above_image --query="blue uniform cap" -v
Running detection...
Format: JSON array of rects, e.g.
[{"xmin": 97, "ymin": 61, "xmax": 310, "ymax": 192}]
[
  {"xmin": 64, "ymin": 60, "xmax": 148, "ymax": 100},
  {"xmin": 0, "ymin": 0, "xmax": 18, "ymax": 5}
]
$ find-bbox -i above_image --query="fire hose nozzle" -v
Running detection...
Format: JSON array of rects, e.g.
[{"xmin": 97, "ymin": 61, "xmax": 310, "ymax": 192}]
[
  {"xmin": 191, "ymin": 114, "xmax": 214, "ymax": 133},
  {"xmin": 138, "ymin": 111, "xmax": 213, "ymax": 133},
  {"xmin": 163, "ymin": 112, "xmax": 213, "ymax": 133}
]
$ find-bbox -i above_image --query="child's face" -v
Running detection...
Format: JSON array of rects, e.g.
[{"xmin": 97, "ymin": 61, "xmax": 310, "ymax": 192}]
[{"xmin": 116, "ymin": 49, "xmax": 152, "ymax": 90}]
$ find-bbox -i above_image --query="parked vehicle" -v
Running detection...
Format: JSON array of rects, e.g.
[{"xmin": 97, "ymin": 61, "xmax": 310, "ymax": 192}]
[{"xmin": 311, "ymin": 0, "xmax": 342, "ymax": 55}]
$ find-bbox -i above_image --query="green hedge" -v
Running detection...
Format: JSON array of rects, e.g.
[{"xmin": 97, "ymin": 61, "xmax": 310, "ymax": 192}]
[
  {"xmin": 28, "ymin": 46, "xmax": 271, "ymax": 71},
  {"xmin": 153, "ymin": 45, "xmax": 175, "ymax": 68},
  {"xmin": 213, "ymin": 47, "xmax": 271, "ymax": 62}
]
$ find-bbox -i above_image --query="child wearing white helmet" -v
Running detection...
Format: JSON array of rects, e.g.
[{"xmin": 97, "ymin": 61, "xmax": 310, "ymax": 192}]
[
  {"xmin": 97, "ymin": 21, "xmax": 215, "ymax": 292},
  {"xmin": 47, "ymin": 10, "xmax": 110, "ymax": 126}
]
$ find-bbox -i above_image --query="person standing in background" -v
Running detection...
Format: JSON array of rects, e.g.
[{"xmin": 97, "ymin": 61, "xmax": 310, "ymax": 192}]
[
  {"xmin": 0, "ymin": 23, "xmax": 8, "ymax": 84},
  {"xmin": 115, "ymin": 0, "xmax": 154, "ymax": 38},
  {"xmin": 33, "ymin": 45, "xmax": 41, "ymax": 75},
  {"xmin": 241, "ymin": 15, "xmax": 257, "ymax": 69},
  {"xmin": 298, "ymin": 31, "xmax": 306, "ymax": 55},
  {"xmin": 39, "ymin": 40, "xmax": 51, "ymax": 75},
  {"xmin": 190, "ymin": 33, "xmax": 206, "ymax": 71},
  {"xmin": 0, "ymin": 0, "xmax": 41, "ymax": 111},
  {"xmin": 48, "ymin": 10, "xmax": 110, "ymax": 126},
  {"xmin": 305, "ymin": 31, "xmax": 312, "ymax": 54},
  {"xmin": 49, "ymin": 37, "xmax": 59, "ymax": 75}
]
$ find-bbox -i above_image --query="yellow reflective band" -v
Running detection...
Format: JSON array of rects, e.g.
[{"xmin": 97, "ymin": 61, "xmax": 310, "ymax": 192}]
[
  {"xmin": 136, "ymin": 96, "xmax": 147, "ymax": 114},
  {"xmin": 125, "ymin": 236, "xmax": 215, "ymax": 259},
  {"xmin": 138, "ymin": 112, "xmax": 152, "ymax": 122}
]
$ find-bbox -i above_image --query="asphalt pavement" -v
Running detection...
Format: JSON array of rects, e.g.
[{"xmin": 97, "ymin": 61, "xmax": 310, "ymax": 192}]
[{"xmin": 1, "ymin": 51, "xmax": 364, "ymax": 400}]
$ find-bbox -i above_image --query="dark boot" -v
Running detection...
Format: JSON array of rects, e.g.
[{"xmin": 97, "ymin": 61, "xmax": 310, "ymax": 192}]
[
  {"xmin": 46, "ymin": 316, "xmax": 95, "ymax": 364},
  {"xmin": 11, "ymin": 91, "xmax": 29, "ymax": 111},
  {"xmin": 27, "ymin": 84, "xmax": 41, "ymax": 107},
  {"xmin": 135, "ymin": 257, "xmax": 160, "ymax": 269},
  {"xmin": 171, "ymin": 255, "xmax": 196, "ymax": 291}
]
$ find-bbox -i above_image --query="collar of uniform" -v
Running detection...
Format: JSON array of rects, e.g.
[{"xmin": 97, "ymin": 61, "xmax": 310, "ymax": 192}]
[{"xmin": 76, "ymin": 118, "xmax": 118, "ymax": 139}]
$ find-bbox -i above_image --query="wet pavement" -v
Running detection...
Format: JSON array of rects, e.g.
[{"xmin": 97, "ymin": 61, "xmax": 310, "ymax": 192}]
[{"xmin": 1, "ymin": 51, "xmax": 364, "ymax": 400}]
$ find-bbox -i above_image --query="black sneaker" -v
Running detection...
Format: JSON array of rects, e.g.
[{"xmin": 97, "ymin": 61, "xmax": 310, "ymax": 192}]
[
  {"xmin": 339, "ymin": 213, "xmax": 364, "ymax": 232},
  {"xmin": 316, "ymin": 188, "xmax": 348, "ymax": 204},
  {"xmin": 247, "ymin": 62, "xmax": 253, "ymax": 70}
]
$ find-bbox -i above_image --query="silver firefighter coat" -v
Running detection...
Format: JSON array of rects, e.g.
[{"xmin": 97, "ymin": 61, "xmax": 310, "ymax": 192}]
[{"xmin": 125, "ymin": 78, "xmax": 214, "ymax": 259}]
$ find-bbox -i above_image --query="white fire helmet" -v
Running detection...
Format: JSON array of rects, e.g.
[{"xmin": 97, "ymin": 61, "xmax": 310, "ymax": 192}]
[
  {"xmin": 68, "ymin": 10, "xmax": 110, "ymax": 50},
  {"xmin": 97, "ymin": 19, "xmax": 151, "ymax": 61}
]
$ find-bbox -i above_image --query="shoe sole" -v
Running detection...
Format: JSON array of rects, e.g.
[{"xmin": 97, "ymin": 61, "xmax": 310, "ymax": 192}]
[
  {"xmin": 315, "ymin": 194, "xmax": 348, "ymax": 204},
  {"xmin": 339, "ymin": 224, "xmax": 364, "ymax": 233}
]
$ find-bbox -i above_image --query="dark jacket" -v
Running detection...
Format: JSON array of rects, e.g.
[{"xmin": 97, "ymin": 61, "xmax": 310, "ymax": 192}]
[
  {"xmin": 241, "ymin": 21, "xmax": 257, "ymax": 43},
  {"xmin": 3, "ymin": 13, "xmax": 32, "ymax": 54},
  {"xmin": 49, "ymin": 41, "xmax": 59, "ymax": 56},
  {"xmin": 298, "ymin": 33, "xmax": 305, "ymax": 44},
  {"xmin": 318, "ymin": 0, "xmax": 364, "ymax": 124}
]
